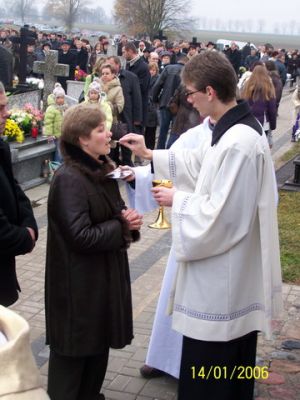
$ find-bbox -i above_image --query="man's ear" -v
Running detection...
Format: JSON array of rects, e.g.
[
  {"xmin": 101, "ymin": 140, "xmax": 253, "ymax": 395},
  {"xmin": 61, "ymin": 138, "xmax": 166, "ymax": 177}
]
[{"xmin": 206, "ymin": 86, "xmax": 217, "ymax": 101}]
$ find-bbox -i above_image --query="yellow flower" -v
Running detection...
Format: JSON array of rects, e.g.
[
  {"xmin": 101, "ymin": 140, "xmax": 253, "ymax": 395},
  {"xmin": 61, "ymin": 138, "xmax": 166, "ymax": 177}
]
[{"xmin": 3, "ymin": 119, "xmax": 25, "ymax": 143}]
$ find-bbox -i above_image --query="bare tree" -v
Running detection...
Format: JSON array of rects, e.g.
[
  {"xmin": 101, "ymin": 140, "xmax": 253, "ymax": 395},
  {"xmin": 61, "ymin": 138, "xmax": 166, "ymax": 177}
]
[
  {"xmin": 114, "ymin": 0, "xmax": 195, "ymax": 39},
  {"xmin": 77, "ymin": 6, "xmax": 107, "ymax": 24},
  {"xmin": 43, "ymin": 0, "xmax": 87, "ymax": 31},
  {"xmin": 257, "ymin": 19, "xmax": 264, "ymax": 33},
  {"xmin": 289, "ymin": 20, "xmax": 297, "ymax": 35},
  {"xmin": 10, "ymin": 0, "xmax": 35, "ymax": 24},
  {"xmin": 245, "ymin": 19, "xmax": 253, "ymax": 33}
]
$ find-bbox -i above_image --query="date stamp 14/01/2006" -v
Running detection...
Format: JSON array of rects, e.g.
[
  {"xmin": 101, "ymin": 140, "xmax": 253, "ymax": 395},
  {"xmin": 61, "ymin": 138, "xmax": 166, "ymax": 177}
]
[{"xmin": 190, "ymin": 366, "xmax": 269, "ymax": 380}]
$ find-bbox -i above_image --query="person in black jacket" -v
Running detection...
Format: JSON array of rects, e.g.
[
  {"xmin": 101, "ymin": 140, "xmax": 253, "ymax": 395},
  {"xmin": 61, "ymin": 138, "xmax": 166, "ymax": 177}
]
[
  {"xmin": 107, "ymin": 55, "xmax": 143, "ymax": 165},
  {"xmin": 75, "ymin": 39, "xmax": 88, "ymax": 73},
  {"xmin": 0, "ymin": 45, "xmax": 13, "ymax": 89},
  {"xmin": 123, "ymin": 42, "xmax": 150, "ymax": 131},
  {"xmin": 0, "ymin": 82, "xmax": 38, "ymax": 306},
  {"xmin": 58, "ymin": 41, "xmax": 77, "ymax": 91},
  {"xmin": 45, "ymin": 103, "xmax": 142, "ymax": 400},
  {"xmin": 225, "ymin": 42, "xmax": 241, "ymax": 76},
  {"xmin": 152, "ymin": 54, "xmax": 188, "ymax": 149}
]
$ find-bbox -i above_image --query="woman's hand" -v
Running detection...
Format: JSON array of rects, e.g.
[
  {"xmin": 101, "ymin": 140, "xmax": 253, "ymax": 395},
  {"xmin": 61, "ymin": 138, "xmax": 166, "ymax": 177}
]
[
  {"xmin": 119, "ymin": 134, "xmax": 153, "ymax": 160},
  {"xmin": 151, "ymin": 186, "xmax": 176, "ymax": 207},
  {"xmin": 122, "ymin": 208, "xmax": 143, "ymax": 230},
  {"xmin": 119, "ymin": 165, "xmax": 135, "ymax": 182}
]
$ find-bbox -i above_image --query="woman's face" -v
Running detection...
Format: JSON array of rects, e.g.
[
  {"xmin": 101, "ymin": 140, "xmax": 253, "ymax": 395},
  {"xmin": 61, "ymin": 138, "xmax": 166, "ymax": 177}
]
[
  {"xmin": 101, "ymin": 67, "xmax": 114, "ymax": 83},
  {"xmin": 79, "ymin": 121, "xmax": 112, "ymax": 158},
  {"xmin": 149, "ymin": 67, "xmax": 157, "ymax": 77}
]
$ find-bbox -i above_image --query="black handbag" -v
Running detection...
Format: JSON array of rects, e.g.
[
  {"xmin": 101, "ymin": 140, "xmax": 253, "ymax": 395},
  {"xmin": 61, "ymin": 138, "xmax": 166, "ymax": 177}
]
[{"xmin": 111, "ymin": 121, "xmax": 128, "ymax": 141}]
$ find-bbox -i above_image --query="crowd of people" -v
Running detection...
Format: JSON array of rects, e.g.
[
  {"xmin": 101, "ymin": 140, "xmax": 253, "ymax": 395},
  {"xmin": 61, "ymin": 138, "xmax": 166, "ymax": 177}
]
[
  {"xmin": 0, "ymin": 24, "xmax": 297, "ymax": 400},
  {"xmin": 1, "ymin": 25, "xmax": 300, "ymax": 151}
]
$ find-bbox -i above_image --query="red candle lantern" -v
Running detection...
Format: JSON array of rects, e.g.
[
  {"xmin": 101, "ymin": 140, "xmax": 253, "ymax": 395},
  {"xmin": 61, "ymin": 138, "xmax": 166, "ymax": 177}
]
[{"xmin": 31, "ymin": 126, "xmax": 38, "ymax": 139}]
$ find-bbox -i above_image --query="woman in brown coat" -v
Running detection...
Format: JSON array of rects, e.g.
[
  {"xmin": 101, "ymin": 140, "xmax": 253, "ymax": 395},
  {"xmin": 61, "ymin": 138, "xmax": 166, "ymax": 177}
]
[{"xmin": 45, "ymin": 104, "xmax": 142, "ymax": 400}]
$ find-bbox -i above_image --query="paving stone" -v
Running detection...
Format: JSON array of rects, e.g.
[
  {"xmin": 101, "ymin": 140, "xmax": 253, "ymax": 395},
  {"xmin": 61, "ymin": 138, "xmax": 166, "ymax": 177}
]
[
  {"xmin": 282, "ymin": 340, "xmax": 300, "ymax": 350},
  {"xmin": 285, "ymin": 321, "xmax": 300, "ymax": 340},
  {"xmin": 131, "ymin": 348, "xmax": 148, "ymax": 362},
  {"xmin": 271, "ymin": 359, "xmax": 300, "ymax": 374},
  {"xmin": 107, "ymin": 357, "xmax": 128, "ymax": 373},
  {"xmin": 259, "ymin": 372, "xmax": 285, "ymax": 385},
  {"xmin": 102, "ymin": 389, "xmax": 136, "ymax": 400},
  {"xmin": 121, "ymin": 366, "xmax": 142, "ymax": 378},
  {"xmin": 268, "ymin": 387, "xmax": 297, "ymax": 399},
  {"xmin": 270, "ymin": 351, "xmax": 298, "ymax": 361},
  {"xmin": 107, "ymin": 374, "xmax": 147, "ymax": 394}
]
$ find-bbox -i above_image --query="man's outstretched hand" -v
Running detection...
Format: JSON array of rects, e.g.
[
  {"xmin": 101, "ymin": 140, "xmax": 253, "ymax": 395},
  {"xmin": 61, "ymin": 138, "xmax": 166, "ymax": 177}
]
[{"xmin": 119, "ymin": 134, "xmax": 153, "ymax": 160}]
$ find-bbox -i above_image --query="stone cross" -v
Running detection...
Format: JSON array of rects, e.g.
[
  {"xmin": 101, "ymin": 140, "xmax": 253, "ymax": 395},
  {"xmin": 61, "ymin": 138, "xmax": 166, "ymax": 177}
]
[{"xmin": 33, "ymin": 50, "xmax": 69, "ymax": 110}]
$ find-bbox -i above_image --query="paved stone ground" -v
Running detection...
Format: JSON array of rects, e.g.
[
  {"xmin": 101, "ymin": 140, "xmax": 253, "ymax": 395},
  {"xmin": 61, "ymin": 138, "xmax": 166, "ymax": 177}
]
[{"xmin": 10, "ymin": 91, "xmax": 300, "ymax": 399}]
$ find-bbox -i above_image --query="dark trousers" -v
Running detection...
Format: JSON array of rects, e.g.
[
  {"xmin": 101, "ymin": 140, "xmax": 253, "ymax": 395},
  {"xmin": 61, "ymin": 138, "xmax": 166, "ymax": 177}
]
[
  {"xmin": 157, "ymin": 107, "xmax": 173, "ymax": 149},
  {"xmin": 178, "ymin": 331, "xmax": 258, "ymax": 400},
  {"xmin": 145, "ymin": 126, "xmax": 157, "ymax": 150},
  {"xmin": 47, "ymin": 348, "xmax": 109, "ymax": 400}
]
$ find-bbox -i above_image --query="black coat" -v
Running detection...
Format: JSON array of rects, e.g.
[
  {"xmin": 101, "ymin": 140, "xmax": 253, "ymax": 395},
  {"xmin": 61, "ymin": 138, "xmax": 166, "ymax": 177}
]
[
  {"xmin": 45, "ymin": 143, "xmax": 138, "ymax": 357},
  {"xmin": 0, "ymin": 45, "xmax": 13, "ymax": 88},
  {"xmin": 126, "ymin": 57, "xmax": 150, "ymax": 126},
  {"xmin": 146, "ymin": 74, "xmax": 159, "ymax": 127},
  {"xmin": 118, "ymin": 69, "xmax": 143, "ymax": 132},
  {"xmin": 57, "ymin": 49, "xmax": 77, "ymax": 90},
  {"xmin": 0, "ymin": 139, "xmax": 38, "ymax": 306},
  {"xmin": 152, "ymin": 63, "xmax": 184, "ymax": 108},
  {"xmin": 226, "ymin": 48, "xmax": 241, "ymax": 74},
  {"xmin": 76, "ymin": 48, "xmax": 88, "ymax": 72}
]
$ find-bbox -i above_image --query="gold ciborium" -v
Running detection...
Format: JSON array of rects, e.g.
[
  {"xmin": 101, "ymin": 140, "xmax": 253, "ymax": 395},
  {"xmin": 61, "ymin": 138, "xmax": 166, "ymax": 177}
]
[{"xmin": 148, "ymin": 179, "xmax": 172, "ymax": 229}]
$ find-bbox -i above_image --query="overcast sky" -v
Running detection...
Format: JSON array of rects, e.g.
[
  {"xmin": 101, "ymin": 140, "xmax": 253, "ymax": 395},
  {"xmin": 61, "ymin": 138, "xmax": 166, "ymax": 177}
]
[{"xmin": 96, "ymin": 0, "xmax": 300, "ymax": 32}]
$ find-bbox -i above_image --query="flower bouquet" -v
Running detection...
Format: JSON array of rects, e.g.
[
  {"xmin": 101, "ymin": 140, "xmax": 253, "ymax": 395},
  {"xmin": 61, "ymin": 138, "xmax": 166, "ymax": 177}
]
[
  {"xmin": 24, "ymin": 103, "xmax": 44, "ymax": 124},
  {"xmin": 2, "ymin": 119, "xmax": 24, "ymax": 143},
  {"xmin": 26, "ymin": 77, "xmax": 44, "ymax": 90},
  {"xmin": 9, "ymin": 104, "xmax": 44, "ymax": 137},
  {"xmin": 74, "ymin": 68, "xmax": 87, "ymax": 82},
  {"xmin": 9, "ymin": 109, "xmax": 33, "ymax": 135}
]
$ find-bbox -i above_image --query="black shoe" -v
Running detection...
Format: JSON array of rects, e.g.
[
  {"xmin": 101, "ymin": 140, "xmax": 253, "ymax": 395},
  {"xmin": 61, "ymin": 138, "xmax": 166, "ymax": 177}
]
[{"xmin": 140, "ymin": 364, "xmax": 165, "ymax": 378}]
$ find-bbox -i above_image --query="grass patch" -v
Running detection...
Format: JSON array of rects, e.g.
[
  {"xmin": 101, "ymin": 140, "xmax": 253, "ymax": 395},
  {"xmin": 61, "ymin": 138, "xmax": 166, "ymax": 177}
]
[
  {"xmin": 279, "ymin": 141, "xmax": 300, "ymax": 163},
  {"xmin": 278, "ymin": 191, "xmax": 300, "ymax": 283}
]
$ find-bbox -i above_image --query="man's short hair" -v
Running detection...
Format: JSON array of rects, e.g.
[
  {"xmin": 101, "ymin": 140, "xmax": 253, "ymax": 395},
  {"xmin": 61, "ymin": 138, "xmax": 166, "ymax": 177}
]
[
  {"xmin": 107, "ymin": 55, "xmax": 121, "ymax": 67},
  {"xmin": 182, "ymin": 51, "xmax": 237, "ymax": 103},
  {"xmin": 124, "ymin": 42, "xmax": 138, "ymax": 54}
]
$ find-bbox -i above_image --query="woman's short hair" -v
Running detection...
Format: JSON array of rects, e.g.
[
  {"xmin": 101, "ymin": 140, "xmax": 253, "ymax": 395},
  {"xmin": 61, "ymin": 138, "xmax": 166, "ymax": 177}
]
[
  {"xmin": 181, "ymin": 51, "xmax": 237, "ymax": 103},
  {"xmin": 93, "ymin": 57, "xmax": 107, "ymax": 74},
  {"xmin": 148, "ymin": 62, "xmax": 159, "ymax": 74},
  {"xmin": 61, "ymin": 104, "xmax": 105, "ymax": 149},
  {"xmin": 100, "ymin": 63, "xmax": 116, "ymax": 75}
]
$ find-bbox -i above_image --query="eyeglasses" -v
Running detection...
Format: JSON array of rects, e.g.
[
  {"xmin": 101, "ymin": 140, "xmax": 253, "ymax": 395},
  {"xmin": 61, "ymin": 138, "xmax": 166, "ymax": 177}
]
[{"xmin": 184, "ymin": 89, "xmax": 202, "ymax": 98}]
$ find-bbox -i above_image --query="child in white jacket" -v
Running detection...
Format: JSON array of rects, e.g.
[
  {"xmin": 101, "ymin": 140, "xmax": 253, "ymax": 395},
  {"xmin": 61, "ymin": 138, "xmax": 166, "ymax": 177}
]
[{"xmin": 84, "ymin": 79, "xmax": 113, "ymax": 131}]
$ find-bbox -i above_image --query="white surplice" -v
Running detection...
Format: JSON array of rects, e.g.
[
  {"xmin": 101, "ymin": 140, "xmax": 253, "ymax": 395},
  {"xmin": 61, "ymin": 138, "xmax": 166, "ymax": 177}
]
[
  {"xmin": 126, "ymin": 119, "xmax": 213, "ymax": 378},
  {"xmin": 153, "ymin": 120, "xmax": 283, "ymax": 343}
]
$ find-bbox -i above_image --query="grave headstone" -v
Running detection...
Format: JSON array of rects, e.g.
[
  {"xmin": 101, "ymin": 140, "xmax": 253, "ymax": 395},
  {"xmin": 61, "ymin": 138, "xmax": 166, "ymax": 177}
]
[
  {"xmin": 66, "ymin": 80, "xmax": 85, "ymax": 101},
  {"xmin": 8, "ymin": 89, "xmax": 41, "ymax": 110},
  {"xmin": 33, "ymin": 50, "xmax": 69, "ymax": 109}
]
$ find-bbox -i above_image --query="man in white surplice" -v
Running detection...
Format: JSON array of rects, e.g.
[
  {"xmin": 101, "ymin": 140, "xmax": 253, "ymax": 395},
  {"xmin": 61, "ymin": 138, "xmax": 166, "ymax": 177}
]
[
  {"xmin": 125, "ymin": 118, "xmax": 213, "ymax": 379},
  {"xmin": 120, "ymin": 51, "xmax": 283, "ymax": 400}
]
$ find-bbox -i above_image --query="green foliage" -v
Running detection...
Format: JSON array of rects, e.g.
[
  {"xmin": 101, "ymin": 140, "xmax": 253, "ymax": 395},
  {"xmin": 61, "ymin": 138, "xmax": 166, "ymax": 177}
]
[{"xmin": 278, "ymin": 191, "xmax": 300, "ymax": 283}]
